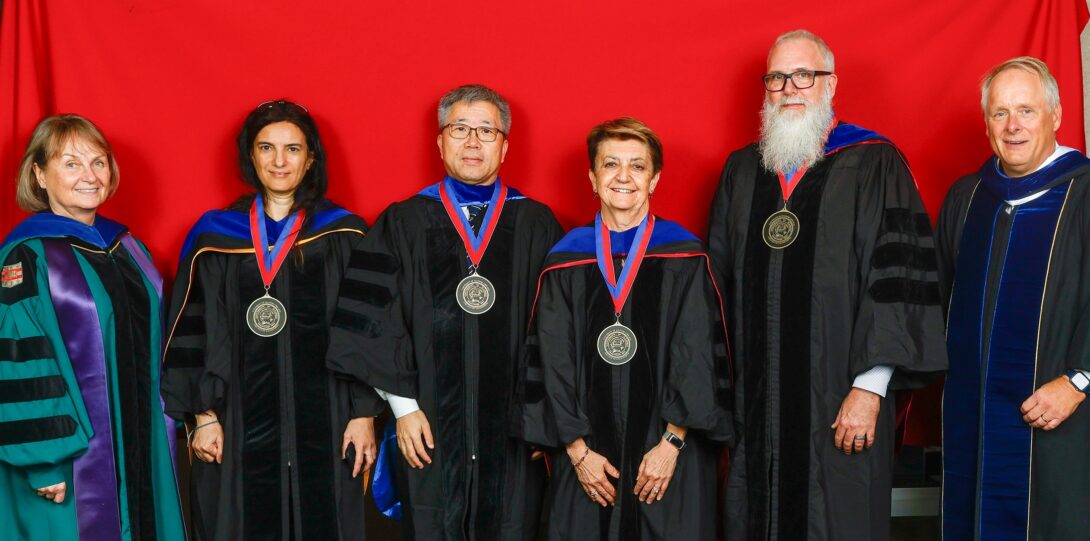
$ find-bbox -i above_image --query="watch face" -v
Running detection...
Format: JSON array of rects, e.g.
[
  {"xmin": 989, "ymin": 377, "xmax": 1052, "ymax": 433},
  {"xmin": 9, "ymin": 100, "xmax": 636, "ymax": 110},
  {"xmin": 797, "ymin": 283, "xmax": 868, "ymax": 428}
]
[{"xmin": 1073, "ymin": 372, "xmax": 1090, "ymax": 391}]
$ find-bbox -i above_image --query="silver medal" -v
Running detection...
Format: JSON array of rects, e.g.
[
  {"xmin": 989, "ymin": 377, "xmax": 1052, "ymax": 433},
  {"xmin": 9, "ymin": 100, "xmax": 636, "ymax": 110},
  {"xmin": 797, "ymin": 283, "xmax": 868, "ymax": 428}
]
[
  {"xmin": 597, "ymin": 322, "xmax": 637, "ymax": 365},
  {"xmin": 762, "ymin": 208, "xmax": 800, "ymax": 249},
  {"xmin": 246, "ymin": 293, "xmax": 287, "ymax": 337},
  {"xmin": 456, "ymin": 273, "xmax": 495, "ymax": 315}
]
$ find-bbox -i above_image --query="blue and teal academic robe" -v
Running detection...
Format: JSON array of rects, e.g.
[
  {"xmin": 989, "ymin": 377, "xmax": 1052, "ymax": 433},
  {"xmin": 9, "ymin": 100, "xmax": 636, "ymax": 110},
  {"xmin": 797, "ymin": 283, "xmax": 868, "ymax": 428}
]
[
  {"xmin": 939, "ymin": 150, "xmax": 1090, "ymax": 541},
  {"xmin": 0, "ymin": 213, "xmax": 184, "ymax": 540}
]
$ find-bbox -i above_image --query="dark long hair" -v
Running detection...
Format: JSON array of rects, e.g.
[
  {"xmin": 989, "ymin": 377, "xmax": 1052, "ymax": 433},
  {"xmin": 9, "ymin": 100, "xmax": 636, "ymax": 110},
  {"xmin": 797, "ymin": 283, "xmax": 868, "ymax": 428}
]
[{"xmin": 229, "ymin": 100, "xmax": 328, "ymax": 227}]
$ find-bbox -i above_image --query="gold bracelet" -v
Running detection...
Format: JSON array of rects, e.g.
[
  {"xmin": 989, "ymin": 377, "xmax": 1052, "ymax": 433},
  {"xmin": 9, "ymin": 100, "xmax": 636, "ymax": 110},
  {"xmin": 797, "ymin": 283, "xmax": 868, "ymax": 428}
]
[{"xmin": 571, "ymin": 446, "xmax": 590, "ymax": 467}]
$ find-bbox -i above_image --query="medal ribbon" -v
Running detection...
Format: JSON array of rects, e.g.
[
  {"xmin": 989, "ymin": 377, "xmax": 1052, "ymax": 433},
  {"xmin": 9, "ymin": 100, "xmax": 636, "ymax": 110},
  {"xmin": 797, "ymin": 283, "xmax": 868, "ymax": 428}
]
[
  {"xmin": 595, "ymin": 212, "xmax": 655, "ymax": 314},
  {"xmin": 438, "ymin": 177, "xmax": 508, "ymax": 267},
  {"xmin": 250, "ymin": 193, "xmax": 305, "ymax": 289},
  {"xmin": 776, "ymin": 116, "xmax": 838, "ymax": 202}
]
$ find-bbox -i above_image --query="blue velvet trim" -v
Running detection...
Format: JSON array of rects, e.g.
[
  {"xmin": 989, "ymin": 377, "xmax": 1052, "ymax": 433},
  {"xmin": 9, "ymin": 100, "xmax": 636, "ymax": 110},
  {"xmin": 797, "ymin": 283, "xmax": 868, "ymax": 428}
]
[
  {"xmin": 372, "ymin": 422, "xmax": 402, "ymax": 521},
  {"xmin": 3, "ymin": 213, "xmax": 126, "ymax": 249},
  {"xmin": 415, "ymin": 176, "xmax": 525, "ymax": 203},
  {"xmin": 176, "ymin": 202, "xmax": 350, "ymax": 264},
  {"xmin": 979, "ymin": 151, "xmax": 1090, "ymax": 201},
  {"xmin": 548, "ymin": 217, "xmax": 699, "ymax": 256},
  {"xmin": 825, "ymin": 122, "xmax": 888, "ymax": 154},
  {"xmin": 943, "ymin": 179, "xmax": 1071, "ymax": 540}
]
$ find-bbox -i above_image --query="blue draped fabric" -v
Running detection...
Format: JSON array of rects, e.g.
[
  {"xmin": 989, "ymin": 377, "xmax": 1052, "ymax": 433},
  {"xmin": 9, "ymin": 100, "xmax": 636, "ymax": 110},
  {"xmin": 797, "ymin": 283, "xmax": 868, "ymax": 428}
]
[
  {"xmin": 372, "ymin": 421, "xmax": 403, "ymax": 521},
  {"xmin": 943, "ymin": 159, "xmax": 1076, "ymax": 540}
]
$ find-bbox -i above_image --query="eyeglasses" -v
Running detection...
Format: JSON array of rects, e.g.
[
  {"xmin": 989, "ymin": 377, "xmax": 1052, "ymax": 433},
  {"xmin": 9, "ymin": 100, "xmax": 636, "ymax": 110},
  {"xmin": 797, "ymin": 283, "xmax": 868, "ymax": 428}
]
[
  {"xmin": 443, "ymin": 123, "xmax": 505, "ymax": 143},
  {"xmin": 762, "ymin": 70, "xmax": 833, "ymax": 92},
  {"xmin": 255, "ymin": 100, "xmax": 310, "ymax": 113}
]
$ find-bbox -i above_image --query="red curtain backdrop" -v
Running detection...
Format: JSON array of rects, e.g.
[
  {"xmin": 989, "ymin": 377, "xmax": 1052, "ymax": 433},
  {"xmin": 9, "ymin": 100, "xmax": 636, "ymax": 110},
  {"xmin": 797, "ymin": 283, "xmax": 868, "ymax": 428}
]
[{"xmin": 2, "ymin": 0, "xmax": 1088, "ymax": 445}]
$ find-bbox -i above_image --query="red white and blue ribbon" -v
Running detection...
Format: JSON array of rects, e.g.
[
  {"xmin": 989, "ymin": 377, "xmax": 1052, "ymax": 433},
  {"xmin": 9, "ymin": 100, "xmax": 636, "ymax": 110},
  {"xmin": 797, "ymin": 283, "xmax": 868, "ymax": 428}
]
[
  {"xmin": 250, "ymin": 193, "xmax": 305, "ymax": 288},
  {"xmin": 438, "ymin": 178, "xmax": 507, "ymax": 267},
  {"xmin": 594, "ymin": 212, "xmax": 655, "ymax": 314}
]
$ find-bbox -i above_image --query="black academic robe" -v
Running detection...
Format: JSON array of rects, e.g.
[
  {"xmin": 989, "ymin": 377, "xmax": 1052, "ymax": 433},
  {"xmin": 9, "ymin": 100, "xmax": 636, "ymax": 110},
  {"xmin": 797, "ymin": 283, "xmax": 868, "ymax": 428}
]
[
  {"xmin": 161, "ymin": 201, "xmax": 384, "ymax": 541},
  {"xmin": 327, "ymin": 183, "xmax": 564, "ymax": 541},
  {"xmin": 520, "ymin": 217, "xmax": 733, "ymax": 541},
  {"xmin": 937, "ymin": 151, "xmax": 1090, "ymax": 541},
  {"xmin": 707, "ymin": 123, "xmax": 947, "ymax": 541}
]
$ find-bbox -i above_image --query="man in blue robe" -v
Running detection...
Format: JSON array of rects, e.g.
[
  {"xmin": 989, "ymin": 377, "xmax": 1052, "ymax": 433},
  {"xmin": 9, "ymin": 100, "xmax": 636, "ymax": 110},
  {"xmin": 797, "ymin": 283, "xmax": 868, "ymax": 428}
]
[{"xmin": 938, "ymin": 56, "xmax": 1090, "ymax": 541}]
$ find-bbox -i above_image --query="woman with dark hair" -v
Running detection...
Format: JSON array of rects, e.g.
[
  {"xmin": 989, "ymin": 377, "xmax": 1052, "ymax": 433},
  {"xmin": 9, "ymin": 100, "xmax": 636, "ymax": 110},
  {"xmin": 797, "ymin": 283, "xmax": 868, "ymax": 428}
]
[
  {"xmin": 520, "ymin": 118, "xmax": 733, "ymax": 540},
  {"xmin": 161, "ymin": 100, "xmax": 382, "ymax": 540},
  {"xmin": 0, "ymin": 114, "xmax": 185, "ymax": 539}
]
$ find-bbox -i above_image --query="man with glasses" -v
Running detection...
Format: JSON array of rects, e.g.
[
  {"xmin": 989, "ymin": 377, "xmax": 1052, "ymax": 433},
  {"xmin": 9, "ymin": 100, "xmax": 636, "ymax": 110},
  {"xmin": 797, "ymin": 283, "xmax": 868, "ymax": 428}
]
[
  {"xmin": 937, "ymin": 56, "xmax": 1090, "ymax": 541},
  {"xmin": 707, "ymin": 30, "xmax": 946, "ymax": 540},
  {"xmin": 329, "ymin": 84, "xmax": 563, "ymax": 540}
]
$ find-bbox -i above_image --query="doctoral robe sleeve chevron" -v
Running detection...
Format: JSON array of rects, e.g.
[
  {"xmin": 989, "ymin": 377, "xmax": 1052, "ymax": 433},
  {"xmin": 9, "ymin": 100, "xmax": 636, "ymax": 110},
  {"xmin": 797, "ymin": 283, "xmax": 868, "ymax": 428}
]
[
  {"xmin": 849, "ymin": 144, "xmax": 948, "ymax": 389},
  {"xmin": 0, "ymin": 243, "xmax": 91, "ymax": 488},
  {"xmin": 327, "ymin": 203, "xmax": 419, "ymax": 398}
]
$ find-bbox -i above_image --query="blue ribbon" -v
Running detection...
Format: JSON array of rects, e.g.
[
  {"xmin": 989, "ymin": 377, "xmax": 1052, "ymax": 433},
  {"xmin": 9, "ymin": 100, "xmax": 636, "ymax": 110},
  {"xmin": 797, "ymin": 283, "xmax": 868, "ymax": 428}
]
[{"xmin": 372, "ymin": 422, "xmax": 402, "ymax": 521}]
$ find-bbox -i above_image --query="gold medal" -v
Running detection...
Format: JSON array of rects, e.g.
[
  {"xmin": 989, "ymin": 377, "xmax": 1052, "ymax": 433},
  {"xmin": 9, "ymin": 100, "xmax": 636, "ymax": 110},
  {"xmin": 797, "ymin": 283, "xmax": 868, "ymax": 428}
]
[{"xmin": 762, "ymin": 208, "xmax": 799, "ymax": 249}]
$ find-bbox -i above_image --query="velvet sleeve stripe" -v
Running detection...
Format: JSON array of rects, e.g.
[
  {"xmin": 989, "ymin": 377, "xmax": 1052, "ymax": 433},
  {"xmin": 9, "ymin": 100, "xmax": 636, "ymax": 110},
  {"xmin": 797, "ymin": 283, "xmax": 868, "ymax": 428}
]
[
  {"xmin": 0, "ymin": 415, "xmax": 78, "ymax": 446},
  {"xmin": 331, "ymin": 308, "xmax": 383, "ymax": 338},
  {"xmin": 881, "ymin": 208, "xmax": 933, "ymax": 237},
  {"xmin": 162, "ymin": 348, "xmax": 204, "ymax": 369},
  {"xmin": 872, "ymin": 243, "xmax": 939, "ymax": 272},
  {"xmin": 0, "ymin": 336, "xmax": 54, "ymax": 363},
  {"xmin": 339, "ymin": 277, "xmax": 394, "ymax": 308},
  {"xmin": 172, "ymin": 313, "xmax": 205, "ymax": 337},
  {"xmin": 869, "ymin": 277, "xmax": 941, "ymax": 305},
  {"xmin": 349, "ymin": 250, "xmax": 399, "ymax": 274},
  {"xmin": 0, "ymin": 375, "xmax": 67, "ymax": 404}
]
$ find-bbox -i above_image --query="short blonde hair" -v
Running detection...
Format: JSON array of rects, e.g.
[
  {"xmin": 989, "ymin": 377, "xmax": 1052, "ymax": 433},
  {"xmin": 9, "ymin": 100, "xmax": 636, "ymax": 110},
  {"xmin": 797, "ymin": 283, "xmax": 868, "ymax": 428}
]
[
  {"xmin": 16, "ymin": 114, "xmax": 120, "ymax": 212},
  {"xmin": 770, "ymin": 29, "xmax": 835, "ymax": 72},
  {"xmin": 980, "ymin": 56, "xmax": 1060, "ymax": 114},
  {"xmin": 586, "ymin": 117, "xmax": 664, "ymax": 174}
]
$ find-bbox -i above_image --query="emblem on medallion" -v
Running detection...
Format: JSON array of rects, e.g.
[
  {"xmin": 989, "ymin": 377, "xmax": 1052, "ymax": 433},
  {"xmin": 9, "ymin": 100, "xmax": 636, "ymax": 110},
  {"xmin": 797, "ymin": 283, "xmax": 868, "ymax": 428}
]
[
  {"xmin": 597, "ymin": 322, "xmax": 637, "ymax": 366},
  {"xmin": 762, "ymin": 209, "xmax": 800, "ymax": 249},
  {"xmin": 456, "ymin": 273, "xmax": 495, "ymax": 315},
  {"xmin": 246, "ymin": 294, "xmax": 287, "ymax": 337}
]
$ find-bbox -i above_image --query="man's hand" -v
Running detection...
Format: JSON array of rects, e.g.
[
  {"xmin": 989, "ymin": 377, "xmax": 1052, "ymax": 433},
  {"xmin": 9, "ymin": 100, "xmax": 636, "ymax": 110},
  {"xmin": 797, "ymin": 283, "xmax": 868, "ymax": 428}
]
[
  {"xmin": 831, "ymin": 388, "xmax": 881, "ymax": 454},
  {"xmin": 342, "ymin": 417, "xmax": 377, "ymax": 478},
  {"xmin": 1021, "ymin": 375, "xmax": 1086, "ymax": 430},
  {"xmin": 35, "ymin": 482, "xmax": 66, "ymax": 503},
  {"xmin": 396, "ymin": 410, "xmax": 434, "ymax": 469}
]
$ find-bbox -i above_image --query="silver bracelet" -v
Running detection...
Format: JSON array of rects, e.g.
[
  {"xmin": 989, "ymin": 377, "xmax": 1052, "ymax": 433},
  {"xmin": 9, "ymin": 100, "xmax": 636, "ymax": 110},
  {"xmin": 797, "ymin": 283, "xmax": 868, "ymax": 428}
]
[{"xmin": 186, "ymin": 419, "xmax": 220, "ymax": 447}]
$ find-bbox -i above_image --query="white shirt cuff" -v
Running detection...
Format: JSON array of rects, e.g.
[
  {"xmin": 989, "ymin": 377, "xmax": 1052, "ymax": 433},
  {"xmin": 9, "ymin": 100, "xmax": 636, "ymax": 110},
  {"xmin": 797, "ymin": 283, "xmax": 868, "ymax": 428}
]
[
  {"xmin": 852, "ymin": 365, "xmax": 894, "ymax": 397},
  {"xmin": 375, "ymin": 388, "xmax": 421, "ymax": 419}
]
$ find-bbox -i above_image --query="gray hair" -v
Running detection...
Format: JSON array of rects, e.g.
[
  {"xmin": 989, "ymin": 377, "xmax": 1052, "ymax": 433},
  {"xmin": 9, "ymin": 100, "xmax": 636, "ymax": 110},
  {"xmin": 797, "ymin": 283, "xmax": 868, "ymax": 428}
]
[
  {"xmin": 437, "ymin": 84, "xmax": 512, "ymax": 133},
  {"xmin": 770, "ymin": 29, "xmax": 835, "ymax": 72},
  {"xmin": 980, "ymin": 56, "xmax": 1061, "ymax": 114}
]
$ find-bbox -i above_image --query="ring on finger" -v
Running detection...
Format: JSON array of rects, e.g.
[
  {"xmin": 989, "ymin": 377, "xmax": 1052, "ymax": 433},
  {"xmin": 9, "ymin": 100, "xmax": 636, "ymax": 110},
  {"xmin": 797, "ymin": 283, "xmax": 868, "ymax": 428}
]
[{"xmin": 853, "ymin": 435, "xmax": 866, "ymax": 441}]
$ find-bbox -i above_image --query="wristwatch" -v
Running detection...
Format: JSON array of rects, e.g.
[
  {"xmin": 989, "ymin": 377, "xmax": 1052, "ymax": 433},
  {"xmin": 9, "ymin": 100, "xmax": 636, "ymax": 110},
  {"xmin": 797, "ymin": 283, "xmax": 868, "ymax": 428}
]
[
  {"xmin": 1066, "ymin": 370, "xmax": 1090, "ymax": 394},
  {"xmin": 662, "ymin": 431, "xmax": 686, "ymax": 450}
]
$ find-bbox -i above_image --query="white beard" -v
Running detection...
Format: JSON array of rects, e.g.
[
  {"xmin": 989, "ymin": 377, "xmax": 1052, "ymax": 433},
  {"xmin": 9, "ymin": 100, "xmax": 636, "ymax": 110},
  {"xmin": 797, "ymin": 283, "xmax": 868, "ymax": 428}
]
[{"xmin": 758, "ymin": 91, "xmax": 834, "ymax": 174}]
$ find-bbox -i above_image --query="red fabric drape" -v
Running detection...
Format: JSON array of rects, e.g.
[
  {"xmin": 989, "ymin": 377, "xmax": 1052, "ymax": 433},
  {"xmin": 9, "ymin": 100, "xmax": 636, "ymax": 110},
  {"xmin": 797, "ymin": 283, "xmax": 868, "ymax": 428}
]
[{"xmin": 1, "ymin": 1, "xmax": 1088, "ymax": 447}]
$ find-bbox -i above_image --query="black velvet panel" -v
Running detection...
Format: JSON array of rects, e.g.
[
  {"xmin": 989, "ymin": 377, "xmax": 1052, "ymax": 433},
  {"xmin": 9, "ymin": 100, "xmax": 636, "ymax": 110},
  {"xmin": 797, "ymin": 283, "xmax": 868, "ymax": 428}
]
[
  {"xmin": 239, "ymin": 256, "xmax": 281, "ymax": 541},
  {"xmin": 0, "ymin": 375, "xmax": 67, "ymax": 403},
  {"xmin": 741, "ymin": 171, "xmax": 777, "ymax": 541},
  {"xmin": 288, "ymin": 247, "xmax": 337, "ymax": 541},
  {"xmin": 869, "ymin": 278, "xmax": 941, "ymax": 305},
  {"xmin": 474, "ymin": 221, "xmax": 517, "ymax": 540},
  {"xmin": 86, "ymin": 247, "xmax": 157, "ymax": 541},
  {"xmin": 872, "ymin": 243, "xmax": 939, "ymax": 271},
  {"xmin": 427, "ymin": 218, "xmax": 469, "ymax": 535},
  {"xmin": 330, "ymin": 308, "xmax": 383, "ymax": 337},
  {"xmin": 161, "ymin": 348, "xmax": 203, "ymax": 368},
  {"xmin": 0, "ymin": 336, "xmax": 53, "ymax": 363},
  {"xmin": 173, "ymin": 314, "xmax": 205, "ymax": 337},
  {"xmin": 776, "ymin": 160, "xmax": 829, "ymax": 541},
  {"xmin": 338, "ymin": 276, "xmax": 393, "ymax": 307},
  {"xmin": 0, "ymin": 415, "xmax": 77, "ymax": 445},
  {"xmin": 880, "ymin": 208, "xmax": 933, "ymax": 237}
]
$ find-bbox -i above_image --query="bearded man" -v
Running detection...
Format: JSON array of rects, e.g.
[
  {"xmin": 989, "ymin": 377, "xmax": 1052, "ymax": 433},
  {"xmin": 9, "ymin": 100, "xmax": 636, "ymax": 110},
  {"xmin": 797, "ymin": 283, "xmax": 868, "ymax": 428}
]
[{"xmin": 707, "ymin": 30, "xmax": 947, "ymax": 540}]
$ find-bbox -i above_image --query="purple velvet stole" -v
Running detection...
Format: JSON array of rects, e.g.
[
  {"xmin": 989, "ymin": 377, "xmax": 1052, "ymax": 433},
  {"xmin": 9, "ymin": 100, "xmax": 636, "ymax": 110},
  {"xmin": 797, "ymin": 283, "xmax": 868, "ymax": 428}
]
[
  {"xmin": 44, "ymin": 234, "xmax": 169, "ymax": 540},
  {"xmin": 43, "ymin": 238, "xmax": 123, "ymax": 539}
]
